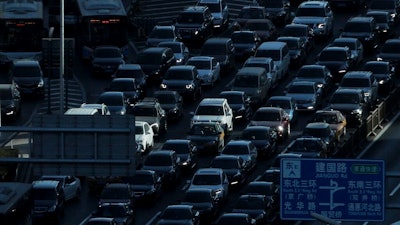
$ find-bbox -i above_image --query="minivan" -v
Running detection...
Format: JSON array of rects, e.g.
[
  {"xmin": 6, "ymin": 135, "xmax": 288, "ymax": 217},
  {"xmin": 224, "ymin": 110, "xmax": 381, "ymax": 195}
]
[
  {"xmin": 200, "ymin": 37, "xmax": 236, "ymax": 74},
  {"xmin": 254, "ymin": 41, "xmax": 290, "ymax": 81},
  {"xmin": 231, "ymin": 67, "xmax": 270, "ymax": 107}
]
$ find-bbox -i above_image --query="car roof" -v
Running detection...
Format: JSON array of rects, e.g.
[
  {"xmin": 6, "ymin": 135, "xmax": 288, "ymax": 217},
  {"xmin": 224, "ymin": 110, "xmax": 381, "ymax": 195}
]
[
  {"xmin": 299, "ymin": 0, "xmax": 329, "ymax": 8},
  {"xmin": 194, "ymin": 168, "xmax": 224, "ymax": 175},
  {"xmin": 183, "ymin": 6, "xmax": 208, "ymax": 12},
  {"xmin": 332, "ymin": 37, "xmax": 359, "ymax": 43},
  {"xmin": 243, "ymin": 126, "xmax": 272, "ymax": 132},
  {"xmin": 219, "ymin": 90, "xmax": 245, "ymax": 96},
  {"xmin": 347, "ymin": 16, "xmax": 375, "ymax": 23},
  {"xmin": 225, "ymin": 140, "xmax": 251, "ymax": 145},
  {"xmin": 298, "ymin": 64, "xmax": 326, "ymax": 70},
  {"xmin": 257, "ymin": 107, "xmax": 283, "ymax": 112},
  {"xmin": 117, "ymin": 64, "xmax": 142, "ymax": 70},
  {"xmin": 237, "ymin": 67, "xmax": 266, "ymax": 75},
  {"xmin": 305, "ymin": 122, "xmax": 331, "ymax": 129},
  {"xmin": 244, "ymin": 57, "xmax": 273, "ymax": 64},
  {"xmin": 343, "ymin": 71, "xmax": 373, "ymax": 78},
  {"xmin": 268, "ymin": 95, "xmax": 293, "ymax": 101},
  {"xmin": 198, "ymin": 0, "xmax": 221, "ymax": 4},
  {"xmin": 168, "ymin": 65, "xmax": 196, "ymax": 71},
  {"xmin": 323, "ymin": 46, "xmax": 350, "ymax": 52},
  {"xmin": 204, "ymin": 37, "xmax": 231, "ymax": 44},
  {"xmin": 164, "ymin": 139, "xmax": 191, "ymax": 144},
  {"xmin": 13, "ymin": 60, "xmax": 40, "ymax": 66},
  {"xmin": 148, "ymin": 150, "xmax": 175, "ymax": 156},
  {"xmin": 188, "ymin": 56, "xmax": 214, "ymax": 61},
  {"xmin": 141, "ymin": 47, "xmax": 171, "ymax": 54},
  {"xmin": 334, "ymin": 88, "xmax": 364, "ymax": 94},
  {"xmin": 154, "ymin": 90, "xmax": 180, "ymax": 95},
  {"xmin": 277, "ymin": 36, "xmax": 302, "ymax": 42},
  {"xmin": 289, "ymin": 80, "xmax": 316, "ymax": 86},
  {"xmin": 200, "ymin": 98, "xmax": 227, "ymax": 105},
  {"xmin": 258, "ymin": 41, "xmax": 287, "ymax": 50},
  {"xmin": 32, "ymin": 180, "xmax": 60, "ymax": 188}
]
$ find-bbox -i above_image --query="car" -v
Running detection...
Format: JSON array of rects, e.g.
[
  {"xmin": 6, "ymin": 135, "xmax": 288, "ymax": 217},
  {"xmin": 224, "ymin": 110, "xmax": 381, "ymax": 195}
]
[
  {"xmin": 153, "ymin": 90, "xmax": 183, "ymax": 121},
  {"xmin": 293, "ymin": 1, "xmax": 334, "ymax": 39},
  {"xmin": 80, "ymin": 103, "xmax": 111, "ymax": 115},
  {"xmin": 377, "ymin": 38, "xmax": 400, "ymax": 75},
  {"xmin": 281, "ymin": 23, "xmax": 314, "ymax": 53},
  {"xmin": 157, "ymin": 205, "xmax": 200, "ymax": 225},
  {"xmin": 276, "ymin": 36, "xmax": 307, "ymax": 68},
  {"xmin": 338, "ymin": 71, "xmax": 379, "ymax": 108},
  {"xmin": 121, "ymin": 170, "xmax": 162, "ymax": 203},
  {"xmin": 368, "ymin": 0, "xmax": 400, "ymax": 25},
  {"xmin": 310, "ymin": 110, "xmax": 347, "ymax": 142},
  {"xmin": 174, "ymin": 6, "xmax": 214, "ymax": 46},
  {"xmin": 91, "ymin": 46, "xmax": 125, "ymax": 77},
  {"xmin": 146, "ymin": 25, "xmax": 181, "ymax": 47},
  {"xmin": 160, "ymin": 65, "xmax": 202, "ymax": 101},
  {"xmin": 362, "ymin": 60, "xmax": 396, "ymax": 96},
  {"xmin": 366, "ymin": 11, "xmax": 395, "ymax": 41},
  {"xmin": 181, "ymin": 188, "xmax": 220, "ymax": 222},
  {"xmin": 98, "ymin": 183, "xmax": 135, "ymax": 209},
  {"xmin": 232, "ymin": 195, "xmax": 272, "ymax": 224},
  {"xmin": 142, "ymin": 150, "xmax": 181, "ymax": 189},
  {"xmin": 112, "ymin": 64, "xmax": 147, "ymax": 97},
  {"xmin": 136, "ymin": 47, "xmax": 176, "ymax": 83},
  {"xmin": 214, "ymin": 213, "xmax": 256, "ymax": 225},
  {"xmin": 92, "ymin": 203, "xmax": 135, "ymax": 225},
  {"xmin": 302, "ymin": 122, "xmax": 337, "ymax": 154},
  {"xmin": 191, "ymin": 98, "xmax": 234, "ymax": 133},
  {"xmin": 218, "ymin": 91, "xmax": 252, "ymax": 122},
  {"xmin": 242, "ymin": 57, "xmax": 278, "ymax": 89},
  {"xmin": 285, "ymin": 81, "xmax": 322, "ymax": 111},
  {"xmin": 199, "ymin": 37, "xmax": 236, "ymax": 74},
  {"xmin": 197, "ymin": 0, "xmax": 229, "ymax": 30},
  {"xmin": 325, "ymin": 88, "xmax": 369, "ymax": 126},
  {"xmin": 242, "ymin": 19, "xmax": 278, "ymax": 42},
  {"xmin": 161, "ymin": 139, "xmax": 198, "ymax": 172},
  {"xmin": 9, "ymin": 60, "xmax": 45, "ymax": 99},
  {"xmin": 284, "ymin": 137, "xmax": 329, "ymax": 158},
  {"xmin": 291, "ymin": 64, "xmax": 333, "ymax": 97},
  {"xmin": 86, "ymin": 217, "xmax": 118, "ymax": 225},
  {"xmin": 220, "ymin": 140, "xmax": 258, "ymax": 172},
  {"xmin": 249, "ymin": 107, "xmax": 290, "ymax": 141},
  {"xmin": 158, "ymin": 41, "xmax": 190, "ymax": 65},
  {"xmin": 210, "ymin": 155, "xmax": 248, "ymax": 187},
  {"xmin": 231, "ymin": 31, "xmax": 261, "ymax": 60},
  {"xmin": 242, "ymin": 181, "xmax": 279, "ymax": 210},
  {"xmin": 188, "ymin": 168, "xmax": 229, "ymax": 204},
  {"xmin": 329, "ymin": 0, "xmax": 366, "ymax": 8},
  {"xmin": 39, "ymin": 175, "xmax": 81, "ymax": 201},
  {"xmin": 340, "ymin": 16, "xmax": 379, "ymax": 52},
  {"xmin": 0, "ymin": 83, "xmax": 21, "ymax": 122},
  {"xmin": 315, "ymin": 46, "xmax": 355, "ymax": 83},
  {"xmin": 265, "ymin": 96, "xmax": 298, "ymax": 124},
  {"xmin": 135, "ymin": 121, "xmax": 154, "ymax": 153},
  {"xmin": 186, "ymin": 56, "xmax": 220, "ymax": 87},
  {"xmin": 106, "ymin": 78, "xmax": 141, "ymax": 106},
  {"xmin": 97, "ymin": 91, "xmax": 127, "ymax": 115},
  {"xmin": 240, "ymin": 126, "xmax": 278, "ymax": 158},
  {"xmin": 131, "ymin": 98, "xmax": 167, "ymax": 135},
  {"xmin": 187, "ymin": 122, "xmax": 225, "ymax": 155},
  {"xmin": 330, "ymin": 37, "xmax": 364, "ymax": 66},
  {"xmin": 235, "ymin": 5, "xmax": 267, "ymax": 28},
  {"xmin": 260, "ymin": 0, "xmax": 292, "ymax": 26}
]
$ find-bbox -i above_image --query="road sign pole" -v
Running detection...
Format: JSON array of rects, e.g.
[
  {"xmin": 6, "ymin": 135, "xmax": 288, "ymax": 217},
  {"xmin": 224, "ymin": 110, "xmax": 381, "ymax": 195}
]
[
  {"xmin": 60, "ymin": 0, "xmax": 64, "ymax": 113},
  {"xmin": 47, "ymin": 27, "xmax": 54, "ymax": 114}
]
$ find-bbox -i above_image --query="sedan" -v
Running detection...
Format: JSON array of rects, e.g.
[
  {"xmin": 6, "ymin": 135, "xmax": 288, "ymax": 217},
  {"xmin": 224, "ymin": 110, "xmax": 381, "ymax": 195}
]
[
  {"xmin": 303, "ymin": 122, "xmax": 337, "ymax": 155},
  {"xmin": 277, "ymin": 36, "xmax": 307, "ymax": 68},
  {"xmin": 181, "ymin": 188, "xmax": 220, "ymax": 221},
  {"xmin": 219, "ymin": 91, "xmax": 252, "ymax": 122},
  {"xmin": 97, "ymin": 91, "xmax": 127, "ymax": 115},
  {"xmin": 240, "ymin": 126, "xmax": 278, "ymax": 159},
  {"xmin": 329, "ymin": 37, "xmax": 364, "ymax": 66},
  {"xmin": 362, "ymin": 60, "xmax": 396, "ymax": 96},
  {"xmin": 158, "ymin": 41, "xmax": 189, "ymax": 65},
  {"xmin": 316, "ymin": 46, "xmax": 355, "ymax": 83},
  {"xmin": 121, "ymin": 170, "xmax": 162, "ymax": 203},
  {"xmin": 366, "ymin": 11, "xmax": 395, "ymax": 41},
  {"xmin": 187, "ymin": 122, "xmax": 225, "ymax": 155},
  {"xmin": 377, "ymin": 38, "xmax": 400, "ymax": 74},
  {"xmin": 135, "ymin": 121, "xmax": 154, "ymax": 154},
  {"xmin": 39, "ymin": 175, "xmax": 81, "ymax": 201},
  {"xmin": 249, "ymin": 107, "xmax": 290, "ymax": 141},
  {"xmin": 232, "ymin": 195, "xmax": 272, "ymax": 224},
  {"xmin": 310, "ymin": 110, "xmax": 347, "ymax": 142},
  {"xmin": 161, "ymin": 139, "xmax": 198, "ymax": 172},
  {"xmin": 285, "ymin": 81, "xmax": 322, "ymax": 112},
  {"xmin": 91, "ymin": 46, "xmax": 125, "ymax": 77},
  {"xmin": 0, "ymin": 83, "xmax": 21, "ymax": 122},
  {"xmin": 186, "ymin": 56, "xmax": 220, "ymax": 87},
  {"xmin": 220, "ymin": 140, "xmax": 257, "ymax": 172},
  {"xmin": 284, "ymin": 137, "xmax": 329, "ymax": 158},
  {"xmin": 210, "ymin": 155, "xmax": 248, "ymax": 187},
  {"xmin": 243, "ymin": 19, "xmax": 278, "ymax": 42},
  {"xmin": 231, "ymin": 30, "xmax": 261, "ymax": 60},
  {"xmin": 243, "ymin": 181, "xmax": 279, "ymax": 210},
  {"xmin": 292, "ymin": 64, "xmax": 333, "ymax": 97},
  {"xmin": 154, "ymin": 90, "xmax": 183, "ymax": 121},
  {"xmin": 265, "ymin": 96, "xmax": 298, "ymax": 124},
  {"xmin": 106, "ymin": 78, "xmax": 141, "ymax": 106},
  {"xmin": 157, "ymin": 205, "xmax": 200, "ymax": 225},
  {"xmin": 92, "ymin": 203, "xmax": 135, "ymax": 225}
]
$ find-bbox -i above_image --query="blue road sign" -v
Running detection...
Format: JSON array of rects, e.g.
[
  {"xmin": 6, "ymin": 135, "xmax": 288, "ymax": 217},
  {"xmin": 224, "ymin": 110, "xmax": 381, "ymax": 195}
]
[{"xmin": 280, "ymin": 158, "xmax": 385, "ymax": 221}]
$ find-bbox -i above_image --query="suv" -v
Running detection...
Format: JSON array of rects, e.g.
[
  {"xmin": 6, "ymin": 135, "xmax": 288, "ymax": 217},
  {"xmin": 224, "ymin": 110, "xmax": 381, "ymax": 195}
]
[
  {"xmin": 175, "ymin": 6, "xmax": 214, "ymax": 45},
  {"xmin": 9, "ymin": 60, "xmax": 45, "ymax": 99},
  {"xmin": 293, "ymin": 1, "xmax": 334, "ymax": 39},
  {"xmin": 146, "ymin": 25, "xmax": 181, "ymax": 47},
  {"xmin": 131, "ymin": 98, "xmax": 167, "ymax": 135},
  {"xmin": 32, "ymin": 180, "xmax": 65, "ymax": 223},
  {"xmin": 197, "ymin": 0, "xmax": 229, "ymax": 30},
  {"xmin": 191, "ymin": 98, "xmax": 234, "ymax": 133},
  {"xmin": 340, "ymin": 17, "xmax": 379, "ymax": 52}
]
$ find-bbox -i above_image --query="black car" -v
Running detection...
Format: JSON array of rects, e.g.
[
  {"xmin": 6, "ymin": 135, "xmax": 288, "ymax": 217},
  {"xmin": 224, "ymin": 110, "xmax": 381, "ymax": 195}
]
[
  {"xmin": 136, "ymin": 47, "xmax": 176, "ymax": 83},
  {"xmin": 161, "ymin": 139, "xmax": 198, "ymax": 172},
  {"xmin": 362, "ymin": 60, "xmax": 395, "ymax": 96},
  {"xmin": 8, "ymin": 60, "xmax": 45, "ymax": 99},
  {"xmin": 215, "ymin": 213, "xmax": 256, "ymax": 225},
  {"xmin": 368, "ymin": 0, "xmax": 400, "ymax": 25},
  {"xmin": 366, "ymin": 11, "xmax": 395, "ymax": 41},
  {"xmin": 284, "ymin": 136, "xmax": 329, "ymax": 158},
  {"xmin": 340, "ymin": 16, "xmax": 379, "ymax": 53},
  {"xmin": 93, "ymin": 203, "xmax": 135, "ymax": 225},
  {"xmin": 98, "ymin": 183, "xmax": 135, "ymax": 209},
  {"xmin": 232, "ymin": 195, "xmax": 272, "ymax": 224},
  {"xmin": 220, "ymin": 140, "xmax": 258, "ymax": 172},
  {"xmin": 197, "ymin": 0, "xmax": 230, "ymax": 31},
  {"xmin": 303, "ymin": 122, "xmax": 337, "ymax": 154},
  {"xmin": 113, "ymin": 64, "xmax": 147, "ymax": 98},
  {"xmin": 243, "ymin": 181, "xmax": 279, "ymax": 209},
  {"xmin": 153, "ymin": 90, "xmax": 183, "ymax": 121},
  {"xmin": 242, "ymin": 19, "xmax": 278, "ymax": 42},
  {"xmin": 97, "ymin": 91, "xmax": 127, "ymax": 115},
  {"xmin": 106, "ymin": 78, "xmax": 141, "ymax": 107},
  {"xmin": 377, "ymin": 38, "xmax": 400, "ymax": 75},
  {"xmin": 316, "ymin": 46, "xmax": 355, "ymax": 83},
  {"xmin": 181, "ymin": 188, "xmax": 220, "ymax": 223},
  {"xmin": 235, "ymin": 5, "xmax": 267, "ymax": 28},
  {"xmin": 121, "ymin": 170, "xmax": 162, "ymax": 204},
  {"xmin": 282, "ymin": 23, "xmax": 314, "ymax": 53},
  {"xmin": 260, "ymin": 0, "xmax": 291, "ymax": 26},
  {"xmin": 240, "ymin": 126, "xmax": 278, "ymax": 159},
  {"xmin": 219, "ymin": 91, "xmax": 252, "ymax": 122},
  {"xmin": 292, "ymin": 65, "xmax": 333, "ymax": 97},
  {"xmin": 200, "ymin": 37, "xmax": 236, "ymax": 73},
  {"xmin": 91, "ymin": 46, "xmax": 125, "ymax": 77},
  {"xmin": 210, "ymin": 155, "xmax": 248, "ymax": 187},
  {"xmin": 0, "ymin": 83, "xmax": 21, "ymax": 122},
  {"xmin": 187, "ymin": 122, "xmax": 225, "ymax": 155},
  {"xmin": 231, "ymin": 31, "xmax": 261, "ymax": 60},
  {"xmin": 277, "ymin": 36, "xmax": 307, "ymax": 68},
  {"xmin": 160, "ymin": 65, "xmax": 202, "ymax": 101},
  {"xmin": 157, "ymin": 205, "xmax": 200, "ymax": 225}
]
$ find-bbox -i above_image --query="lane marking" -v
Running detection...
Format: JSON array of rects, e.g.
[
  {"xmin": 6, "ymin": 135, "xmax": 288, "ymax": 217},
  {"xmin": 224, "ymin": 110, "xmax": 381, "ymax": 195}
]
[
  {"xmin": 145, "ymin": 211, "xmax": 161, "ymax": 225},
  {"xmin": 390, "ymin": 183, "xmax": 400, "ymax": 197}
]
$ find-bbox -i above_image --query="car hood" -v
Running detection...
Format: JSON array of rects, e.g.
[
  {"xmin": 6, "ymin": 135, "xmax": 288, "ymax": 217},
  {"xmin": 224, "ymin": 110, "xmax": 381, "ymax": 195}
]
[
  {"xmin": 249, "ymin": 121, "xmax": 281, "ymax": 127},
  {"xmin": 197, "ymin": 69, "xmax": 212, "ymax": 77},
  {"xmin": 192, "ymin": 115, "xmax": 224, "ymax": 122},
  {"xmin": 293, "ymin": 17, "xmax": 326, "ymax": 24}
]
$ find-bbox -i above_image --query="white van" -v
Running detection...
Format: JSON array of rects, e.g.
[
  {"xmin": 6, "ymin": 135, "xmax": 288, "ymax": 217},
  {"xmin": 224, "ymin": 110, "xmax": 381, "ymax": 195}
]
[{"xmin": 254, "ymin": 41, "xmax": 290, "ymax": 81}]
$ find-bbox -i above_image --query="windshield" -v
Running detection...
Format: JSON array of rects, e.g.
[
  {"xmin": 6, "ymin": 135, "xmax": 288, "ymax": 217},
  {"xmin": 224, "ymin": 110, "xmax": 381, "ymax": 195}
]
[
  {"xmin": 96, "ymin": 205, "xmax": 126, "ymax": 217},
  {"xmin": 253, "ymin": 110, "xmax": 281, "ymax": 121},
  {"xmin": 343, "ymin": 22, "xmax": 372, "ymax": 32},
  {"xmin": 313, "ymin": 114, "xmax": 339, "ymax": 124},
  {"xmin": 161, "ymin": 208, "xmax": 192, "ymax": 220},
  {"xmin": 282, "ymin": 39, "xmax": 299, "ymax": 49},
  {"xmin": 296, "ymin": 7, "xmax": 326, "ymax": 17},
  {"xmin": 220, "ymin": 94, "xmax": 243, "ymax": 104},
  {"xmin": 162, "ymin": 143, "xmax": 189, "ymax": 154},
  {"xmin": 164, "ymin": 70, "xmax": 193, "ymax": 80},
  {"xmin": 195, "ymin": 105, "xmax": 224, "ymax": 115},
  {"xmin": 363, "ymin": 64, "xmax": 389, "ymax": 74},
  {"xmin": 137, "ymin": 52, "xmax": 161, "ymax": 64},
  {"xmin": 98, "ymin": 95, "xmax": 123, "ymax": 106},
  {"xmin": 244, "ymin": 62, "xmax": 271, "ymax": 72},
  {"xmin": 241, "ymin": 129, "xmax": 268, "ymax": 140},
  {"xmin": 192, "ymin": 174, "xmax": 221, "ymax": 185},
  {"xmin": 233, "ymin": 75, "xmax": 258, "ymax": 87},
  {"xmin": 303, "ymin": 127, "xmax": 330, "ymax": 137},
  {"xmin": 287, "ymin": 84, "xmax": 315, "ymax": 94},
  {"xmin": 340, "ymin": 78, "xmax": 370, "ymax": 88},
  {"xmin": 255, "ymin": 49, "xmax": 280, "ymax": 60},
  {"xmin": 129, "ymin": 173, "xmax": 155, "ymax": 185},
  {"xmin": 236, "ymin": 197, "xmax": 265, "ymax": 209},
  {"xmin": 183, "ymin": 191, "xmax": 212, "ymax": 203},
  {"xmin": 370, "ymin": 0, "xmax": 395, "ymax": 10},
  {"xmin": 12, "ymin": 66, "xmax": 42, "ymax": 77},
  {"xmin": 267, "ymin": 99, "xmax": 291, "ymax": 109},
  {"xmin": 283, "ymin": 27, "xmax": 307, "ymax": 37},
  {"xmin": 318, "ymin": 50, "xmax": 347, "ymax": 61},
  {"xmin": 297, "ymin": 68, "xmax": 324, "ymax": 79},
  {"xmin": 330, "ymin": 93, "xmax": 361, "ymax": 104},
  {"xmin": 238, "ymin": 8, "xmax": 264, "ymax": 19},
  {"xmin": 33, "ymin": 189, "xmax": 56, "ymax": 200},
  {"xmin": 109, "ymin": 81, "xmax": 135, "ymax": 91},
  {"xmin": 232, "ymin": 32, "xmax": 255, "ymax": 43},
  {"xmin": 133, "ymin": 107, "xmax": 157, "ymax": 116},
  {"xmin": 381, "ymin": 42, "xmax": 400, "ymax": 53},
  {"xmin": 290, "ymin": 140, "xmax": 322, "ymax": 152},
  {"xmin": 211, "ymin": 158, "xmax": 240, "ymax": 169},
  {"xmin": 144, "ymin": 154, "xmax": 172, "ymax": 167},
  {"xmin": 115, "ymin": 69, "xmax": 144, "ymax": 79},
  {"xmin": 201, "ymin": 44, "xmax": 227, "ymax": 55},
  {"xmin": 370, "ymin": 14, "xmax": 389, "ymax": 23},
  {"xmin": 222, "ymin": 144, "xmax": 249, "ymax": 155},
  {"xmin": 101, "ymin": 188, "xmax": 130, "ymax": 200},
  {"xmin": 155, "ymin": 93, "xmax": 176, "ymax": 104},
  {"xmin": 158, "ymin": 43, "xmax": 182, "ymax": 53},
  {"xmin": 187, "ymin": 60, "xmax": 211, "ymax": 70},
  {"xmin": 190, "ymin": 124, "xmax": 219, "ymax": 135},
  {"xmin": 244, "ymin": 21, "xmax": 271, "ymax": 31}
]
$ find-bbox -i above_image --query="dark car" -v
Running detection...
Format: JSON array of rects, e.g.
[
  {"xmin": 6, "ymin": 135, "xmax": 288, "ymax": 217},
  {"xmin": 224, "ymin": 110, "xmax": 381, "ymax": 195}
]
[
  {"xmin": 121, "ymin": 170, "xmax": 162, "ymax": 203},
  {"xmin": 231, "ymin": 31, "xmax": 261, "ymax": 60},
  {"xmin": 97, "ymin": 91, "xmax": 127, "ymax": 115},
  {"xmin": 187, "ymin": 122, "xmax": 225, "ymax": 155},
  {"xmin": 243, "ymin": 19, "xmax": 278, "ymax": 42},
  {"xmin": 113, "ymin": 64, "xmax": 147, "ymax": 97},
  {"xmin": 200, "ymin": 37, "xmax": 236, "ymax": 73},
  {"xmin": 158, "ymin": 41, "xmax": 190, "ymax": 65},
  {"xmin": 136, "ymin": 47, "xmax": 176, "ymax": 83},
  {"xmin": 243, "ymin": 181, "xmax": 279, "ymax": 211},
  {"xmin": 32, "ymin": 180, "xmax": 65, "ymax": 223},
  {"xmin": 131, "ymin": 98, "xmax": 167, "ymax": 135},
  {"xmin": 240, "ymin": 126, "xmax": 278, "ymax": 159},
  {"xmin": 292, "ymin": 64, "xmax": 333, "ymax": 97},
  {"xmin": 210, "ymin": 155, "xmax": 248, "ymax": 187},
  {"xmin": 146, "ymin": 25, "xmax": 181, "ymax": 47},
  {"xmin": 362, "ymin": 60, "xmax": 395, "ymax": 96},
  {"xmin": 215, "ymin": 213, "xmax": 256, "ymax": 225},
  {"xmin": 329, "ymin": 37, "xmax": 364, "ymax": 66},
  {"xmin": 181, "ymin": 188, "xmax": 220, "ymax": 222},
  {"xmin": 232, "ymin": 195, "xmax": 272, "ymax": 224},
  {"xmin": 303, "ymin": 122, "xmax": 337, "ymax": 154},
  {"xmin": 219, "ymin": 91, "xmax": 252, "ymax": 122},
  {"xmin": 220, "ymin": 140, "xmax": 258, "ymax": 172},
  {"xmin": 235, "ymin": 5, "xmax": 267, "ymax": 28},
  {"xmin": 284, "ymin": 136, "xmax": 329, "ymax": 158},
  {"xmin": 249, "ymin": 107, "xmax": 290, "ymax": 141},
  {"xmin": 265, "ymin": 96, "xmax": 298, "ymax": 124},
  {"xmin": 340, "ymin": 16, "xmax": 379, "ymax": 53},
  {"xmin": 106, "ymin": 78, "xmax": 141, "ymax": 106},
  {"xmin": 259, "ymin": 0, "xmax": 291, "ymax": 26},
  {"xmin": 282, "ymin": 23, "xmax": 314, "ymax": 53},
  {"xmin": 0, "ymin": 83, "xmax": 21, "ymax": 122},
  {"xmin": 277, "ymin": 36, "xmax": 307, "ymax": 68},
  {"xmin": 153, "ymin": 90, "xmax": 183, "ymax": 121},
  {"xmin": 285, "ymin": 81, "xmax": 323, "ymax": 112},
  {"xmin": 86, "ymin": 217, "xmax": 118, "ymax": 225},
  {"xmin": 98, "ymin": 183, "xmax": 135, "ymax": 209},
  {"xmin": 142, "ymin": 150, "xmax": 181, "ymax": 189},
  {"xmin": 316, "ymin": 46, "xmax": 355, "ymax": 83},
  {"xmin": 197, "ymin": 0, "xmax": 230, "ymax": 30},
  {"xmin": 242, "ymin": 57, "xmax": 278, "ymax": 89},
  {"xmin": 157, "ymin": 205, "xmax": 200, "ymax": 225},
  {"xmin": 366, "ymin": 11, "xmax": 395, "ymax": 41},
  {"xmin": 91, "ymin": 46, "xmax": 125, "ymax": 77},
  {"xmin": 377, "ymin": 38, "xmax": 400, "ymax": 75},
  {"xmin": 92, "ymin": 203, "xmax": 135, "ymax": 225},
  {"xmin": 368, "ymin": 0, "xmax": 400, "ymax": 25},
  {"xmin": 174, "ymin": 6, "xmax": 214, "ymax": 45},
  {"xmin": 9, "ymin": 60, "xmax": 45, "ymax": 99},
  {"xmin": 160, "ymin": 65, "xmax": 202, "ymax": 101},
  {"xmin": 162, "ymin": 139, "xmax": 198, "ymax": 172}
]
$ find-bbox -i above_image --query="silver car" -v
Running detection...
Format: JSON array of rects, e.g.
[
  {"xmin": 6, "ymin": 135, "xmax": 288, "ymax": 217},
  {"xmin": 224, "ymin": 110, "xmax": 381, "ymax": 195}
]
[{"xmin": 187, "ymin": 56, "xmax": 221, "ymax": 87}]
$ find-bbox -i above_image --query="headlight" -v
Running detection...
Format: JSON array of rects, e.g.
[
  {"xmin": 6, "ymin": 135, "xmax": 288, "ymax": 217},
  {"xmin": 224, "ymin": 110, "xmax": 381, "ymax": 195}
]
[
  {"xmin": 351, "ymin": 108, "xmax": 362, "ymax": 115},
  {"xmin": 364, "ymin": 92, "xmax": 370, "ymax": 97},
  {"xmin": 317, "ymin": 23, "xmax": 325, "ymax": 29},
  {"xmin": 38, "ymin": 79, "xmax": 44, "ymax": 87},
  {"xmin": 377, "ymin": 57, "xmax": 383, "ymax": 61},
  {"xmin": 176, "ymin": 58, "xmax": 183, "ymax": 63},
  {"xmin": 277, "ymin": 125, "xmax": 284, "ymax": 131},
  {"xmin": 391, "ymin": 13, "xmax": 396, "ymax": 19},
  {"xmin": 379, "ymin": 80, "xmax": 385, "ymax": 85},
  {"xmin": 48, "ymin": 205, "xmax": 57, "ymax": 212},
  {"xmin": 194, "ymin": 30, "xmax": 199, "ymax": 35},
  {"xmin": 317, "ymin": 83, "xmax": 323, "ymax": 88},
  {"xmin": 186, "ymin": 83, "xmax": 194, "ymax": 89},
  {"xmin": 160, "ymin": 83, "xmax": 167, "ymax": 89},
  {"xmin": 382, "ymin": 29, "xmax": 388, "ymax": 33},
  {"xmin": 338, "ymin": 69, "xmax": 347, "ymax": 74}
]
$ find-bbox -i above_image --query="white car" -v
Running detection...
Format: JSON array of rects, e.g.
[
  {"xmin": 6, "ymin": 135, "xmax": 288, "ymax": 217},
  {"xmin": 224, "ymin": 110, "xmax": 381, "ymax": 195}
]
[
  {"xmin": 135, "ymin": 121, "xmax": 154, "ymax": 153},
  {"xmin": 39, "ymin": 175, "xmax": 81, "ymax": 201},
  {"xmin": 187, "ymin": 56, "xmax": 221, "ymax": 87},
  {"xmin": 191, "ymin": 98, "xmax": 233, "ymax": 133}
]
